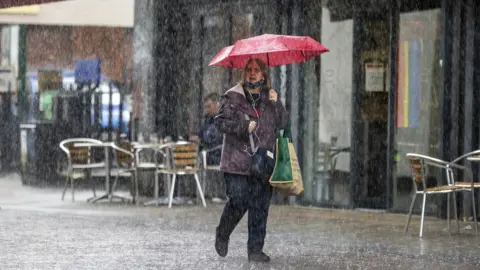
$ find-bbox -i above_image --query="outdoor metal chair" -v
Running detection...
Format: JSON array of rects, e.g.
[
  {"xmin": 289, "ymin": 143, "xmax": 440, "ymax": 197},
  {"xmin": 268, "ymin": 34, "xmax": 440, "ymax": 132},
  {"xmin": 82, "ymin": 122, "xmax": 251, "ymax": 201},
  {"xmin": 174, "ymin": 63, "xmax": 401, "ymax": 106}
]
[
  {"xmin": 449, "ymin": 150, "xmax": 480, "ymax": 189},
  {"xmin": 109, "ymin": 141, "xmax": 136, "ymax": 203},
  {"xmin": 59, "ymin": 138, "xmax": 105, "ymax": 202},
  {"xmin": 447, "ymin": 150, "xmax": 480, "ymax": 234},
  {"xmin": 200, "ymin": 145, "xmax": 222, "ymax": 199},
  {"xmin": 132, "ymin": 142, "xmax": 168, "ymax": 206},
  {"xmin": 159, "ymin": 141, "xmax": 206, "ymax": 208},
  {"xmin": 201, "ymin": 145, "xmax": 222, "ymax": 172},
  {"xmin": 313, "ymin": 142, "xmax": 350, "ymax": 202},
  {"xmin": 404, "ymin": 153, "xmax": 474, "ymax": 237}
]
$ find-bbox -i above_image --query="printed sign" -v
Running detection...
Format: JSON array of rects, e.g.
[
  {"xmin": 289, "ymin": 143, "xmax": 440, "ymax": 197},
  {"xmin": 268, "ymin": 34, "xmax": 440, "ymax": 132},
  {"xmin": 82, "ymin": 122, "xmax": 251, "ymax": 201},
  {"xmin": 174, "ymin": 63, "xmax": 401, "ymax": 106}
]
[
  {"xmin": 20, "ymin": 130, "xmax": 27, "ymax": 166},
  {"xmin": 365, "ymin": 63, "xmax": 385, "ymax": 92}
]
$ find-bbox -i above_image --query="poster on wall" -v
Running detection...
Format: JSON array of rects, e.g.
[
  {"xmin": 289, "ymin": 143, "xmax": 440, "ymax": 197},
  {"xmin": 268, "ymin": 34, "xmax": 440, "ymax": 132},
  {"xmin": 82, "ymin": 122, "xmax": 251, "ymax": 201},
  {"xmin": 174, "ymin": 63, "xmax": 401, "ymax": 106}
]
[
  {"xmin": 20, "ymin": 129, "xmax": 27, "ymax": 168},
  {"xmin": 365, "ymin": 62, "xmax": 385, "ymax": 92},
  {"xmin": 38, "ymin": 70, "xmax": 62, "ymax": 94},
  {"xmin": 38, "ymin": 70, "xmax": 62, "ymax": 116}
]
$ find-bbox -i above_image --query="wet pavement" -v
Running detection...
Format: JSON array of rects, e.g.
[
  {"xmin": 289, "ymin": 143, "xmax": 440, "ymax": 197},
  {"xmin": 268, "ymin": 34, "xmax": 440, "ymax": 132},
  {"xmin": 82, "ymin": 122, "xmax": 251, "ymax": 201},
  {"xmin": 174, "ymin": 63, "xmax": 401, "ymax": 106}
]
[{"xmin": 1, "ymin": 173, "xmax": 479, "ymax": 269}]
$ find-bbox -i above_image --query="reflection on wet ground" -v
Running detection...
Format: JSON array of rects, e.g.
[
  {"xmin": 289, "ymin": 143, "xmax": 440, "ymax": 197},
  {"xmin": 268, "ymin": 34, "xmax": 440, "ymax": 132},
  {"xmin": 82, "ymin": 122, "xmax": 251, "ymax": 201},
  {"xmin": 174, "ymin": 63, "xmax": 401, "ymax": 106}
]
[{"xmin": 0, "ymin": 174, "xmax": 479, "ymax": 269}]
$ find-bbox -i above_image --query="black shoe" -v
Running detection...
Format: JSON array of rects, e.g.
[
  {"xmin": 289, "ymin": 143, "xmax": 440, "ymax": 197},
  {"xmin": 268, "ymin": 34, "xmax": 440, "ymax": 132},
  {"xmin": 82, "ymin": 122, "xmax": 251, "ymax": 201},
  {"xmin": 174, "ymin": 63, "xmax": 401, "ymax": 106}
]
[
  {"xmin": 248, "ymin": 252, "xmax": 270, "ymax": 263},
  {"xmin": 215, "ymin": 230, "xmax": 229, "ymax": 257}
]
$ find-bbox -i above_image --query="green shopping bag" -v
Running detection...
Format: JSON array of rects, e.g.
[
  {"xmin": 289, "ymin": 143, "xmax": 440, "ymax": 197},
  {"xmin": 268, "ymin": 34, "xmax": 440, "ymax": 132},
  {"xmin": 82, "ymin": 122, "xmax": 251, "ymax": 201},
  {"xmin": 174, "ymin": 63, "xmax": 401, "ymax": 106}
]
[{"xmin": 269, "ymin": 122, "xmax": 304, "ymax": 196}]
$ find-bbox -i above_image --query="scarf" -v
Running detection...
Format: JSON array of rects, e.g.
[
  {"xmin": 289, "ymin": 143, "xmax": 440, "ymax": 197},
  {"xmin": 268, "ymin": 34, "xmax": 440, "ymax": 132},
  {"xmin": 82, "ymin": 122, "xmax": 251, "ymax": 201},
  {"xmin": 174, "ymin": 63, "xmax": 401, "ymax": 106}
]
[{"xmin": 244, "ymin": 79, "xmax": 265, "ymax": 89}]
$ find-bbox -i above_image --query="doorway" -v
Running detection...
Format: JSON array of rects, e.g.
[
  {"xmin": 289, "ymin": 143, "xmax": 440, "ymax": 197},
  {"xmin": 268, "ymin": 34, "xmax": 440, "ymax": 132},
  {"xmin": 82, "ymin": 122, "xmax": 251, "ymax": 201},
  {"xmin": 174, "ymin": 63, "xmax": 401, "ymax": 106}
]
[{"xmin": 354, "ymin": 13, "xmax": 391, "ymax": 209}]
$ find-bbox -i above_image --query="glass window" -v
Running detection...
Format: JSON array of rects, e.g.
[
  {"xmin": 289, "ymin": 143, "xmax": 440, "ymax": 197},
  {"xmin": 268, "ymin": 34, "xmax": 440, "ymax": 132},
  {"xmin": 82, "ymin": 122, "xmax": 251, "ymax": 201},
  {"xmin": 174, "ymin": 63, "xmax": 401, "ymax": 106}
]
[
  {"xmin": 394, "ymin": 9, "xmax": 441, "ymax": 211},
  {"xmin": 310, "ymin": 8, "xmax": 354, "ymax": 206},
  {"xmin": 1, "ymin": 25, "xmax": 11, "ymax": 66}
]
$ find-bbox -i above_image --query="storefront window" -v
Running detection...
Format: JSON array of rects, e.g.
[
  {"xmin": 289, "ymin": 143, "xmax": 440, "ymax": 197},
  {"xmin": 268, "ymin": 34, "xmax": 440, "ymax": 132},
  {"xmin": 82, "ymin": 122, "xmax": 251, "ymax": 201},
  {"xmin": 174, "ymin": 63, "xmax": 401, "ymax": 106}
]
[
  {"xmin": 313, "ymin": 8, "xmax": 354, "ymax": 206},
  {"xmin": 394, "ymin": 9, "xmax": 441, "ymax": 211}
]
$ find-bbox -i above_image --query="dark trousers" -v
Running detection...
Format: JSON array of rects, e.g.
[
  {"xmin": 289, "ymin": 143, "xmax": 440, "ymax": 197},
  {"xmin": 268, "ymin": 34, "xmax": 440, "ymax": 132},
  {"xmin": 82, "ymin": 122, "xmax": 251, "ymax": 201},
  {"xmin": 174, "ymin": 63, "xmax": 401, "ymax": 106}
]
[
  {"xmin": 204, "ymin": 170, "xmax": 226, "ymax": 199},
  {"xmin": 216, "ymin": 172, "xmax": 273, "ymax": 253}
]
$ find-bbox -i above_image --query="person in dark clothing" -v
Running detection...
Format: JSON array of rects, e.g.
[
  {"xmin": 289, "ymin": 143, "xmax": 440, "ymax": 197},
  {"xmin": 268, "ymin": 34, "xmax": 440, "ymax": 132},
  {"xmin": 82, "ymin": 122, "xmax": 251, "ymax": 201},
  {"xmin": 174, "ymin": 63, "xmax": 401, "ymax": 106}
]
[
  {"xmin": 198, "ymin": 93, "xmax": 223, "ymax": 165},
  {"xmin": 193, "ymin": 93, "xmax": 226, "ymax": 202},
  {"xmin": 214, "ymin": 58, "xmax": 289, "ymax": 263}
]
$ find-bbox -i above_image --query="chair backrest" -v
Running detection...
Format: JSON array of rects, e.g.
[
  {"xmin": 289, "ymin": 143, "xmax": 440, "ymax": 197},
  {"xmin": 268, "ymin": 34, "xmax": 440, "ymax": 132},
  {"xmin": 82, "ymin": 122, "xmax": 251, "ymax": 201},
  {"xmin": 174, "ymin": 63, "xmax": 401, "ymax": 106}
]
[
  {"xmin": 447, "ymin": 149, "xmax": 480, "ymax": 183},
  {"xmin": 112, "ymin": 141, "xmax": 135, "ymax": 168},
  {"xmin": 201, "ymin": 145, "xmax": 222, "ymax": 169},
  {"xmin": 406, "ymin": 153, "xmax": 449, "ymax": 190},
  {"xmin": 132, "ymin": 142, "xmax": 167, "ymax": 168},
  {"xmin": 59, "ymin": 138, "xmax": 103, "ymax": 165},
  {"xmin": 168, "ymin": 141, "xmax": 199, "ymax": 170},
  {"xmin": 406, "ymin": 155, "xmax": 426, "ymax": 184},
  {"xmin": 449, "ymin": 149, "xmax": 480, "ymax": 165}
]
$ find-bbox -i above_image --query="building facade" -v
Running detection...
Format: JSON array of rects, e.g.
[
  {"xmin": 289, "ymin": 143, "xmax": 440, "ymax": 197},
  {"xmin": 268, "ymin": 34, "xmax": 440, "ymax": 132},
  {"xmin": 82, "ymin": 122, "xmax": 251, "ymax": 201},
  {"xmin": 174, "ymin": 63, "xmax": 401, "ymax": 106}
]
[
  {"xmin": 138, "ymin": 0, "xmax": 479, "ymax": 216},
  {"xmin": 319, "ymin": 0, "xmax": 480, "ymax": 219},
  {"xmin": 0, "ymin": 0, "xmax": 134, "ymax": 83}
]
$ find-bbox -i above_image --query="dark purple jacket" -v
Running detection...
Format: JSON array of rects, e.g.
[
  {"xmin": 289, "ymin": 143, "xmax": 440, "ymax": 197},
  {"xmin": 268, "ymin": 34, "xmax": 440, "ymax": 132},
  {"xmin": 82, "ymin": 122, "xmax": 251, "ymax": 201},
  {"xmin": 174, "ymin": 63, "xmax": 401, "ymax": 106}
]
[{"xmin": 215, "ymin": 83, "xmax": 289, "ymax": 175}]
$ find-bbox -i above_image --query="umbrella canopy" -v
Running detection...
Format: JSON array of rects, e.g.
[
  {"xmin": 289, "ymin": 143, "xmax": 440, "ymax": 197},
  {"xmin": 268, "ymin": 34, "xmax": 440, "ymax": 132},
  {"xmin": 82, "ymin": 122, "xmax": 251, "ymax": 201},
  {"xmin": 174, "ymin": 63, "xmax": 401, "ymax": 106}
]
[
  {"xmin": 0, "ymin": 0, "xmax": 66, "ymax": 9},
  {"xmin": 209, "ymin": 34, "xmax": 329, "ymax": 69}
]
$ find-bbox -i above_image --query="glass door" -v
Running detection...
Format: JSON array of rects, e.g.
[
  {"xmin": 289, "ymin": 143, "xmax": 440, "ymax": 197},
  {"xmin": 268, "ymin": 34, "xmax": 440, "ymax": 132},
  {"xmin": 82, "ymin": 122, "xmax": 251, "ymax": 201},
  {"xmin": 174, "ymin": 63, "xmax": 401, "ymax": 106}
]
[{"xmin": 354, "ymin": 13, "xmax": 391, "ymax": 209}]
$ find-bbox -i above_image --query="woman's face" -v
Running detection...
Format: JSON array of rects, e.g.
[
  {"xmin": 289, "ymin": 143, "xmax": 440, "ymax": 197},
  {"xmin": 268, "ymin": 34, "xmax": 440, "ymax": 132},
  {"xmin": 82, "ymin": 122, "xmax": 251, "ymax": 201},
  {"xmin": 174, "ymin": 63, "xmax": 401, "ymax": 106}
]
[{"xmin": 245, "ymin": 60, "xmax": 264, "ymax": 84}]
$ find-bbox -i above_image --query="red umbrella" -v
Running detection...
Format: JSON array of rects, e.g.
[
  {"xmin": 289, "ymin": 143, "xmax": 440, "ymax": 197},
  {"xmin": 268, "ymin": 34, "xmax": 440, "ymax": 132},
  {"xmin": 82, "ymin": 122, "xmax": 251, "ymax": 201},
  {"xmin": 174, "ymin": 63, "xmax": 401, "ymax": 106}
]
[
  {"xmin": 0, "ymin": 0, "xmax": 67, "ymax": 9},
  {"xmin": 209, "ymin": 34, "xmax": 329, "ymax": 69}
]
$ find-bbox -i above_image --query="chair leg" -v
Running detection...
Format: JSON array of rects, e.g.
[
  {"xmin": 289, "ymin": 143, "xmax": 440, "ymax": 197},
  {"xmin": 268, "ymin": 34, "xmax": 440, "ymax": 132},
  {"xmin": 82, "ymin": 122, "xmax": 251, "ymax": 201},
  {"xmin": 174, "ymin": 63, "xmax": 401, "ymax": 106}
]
[
  {"xmin": 404, "ymin": 193, "xmax": 417, "ymax": 235},
  {"xmin": 71, "ymin": 174, "xmax": 75, "ymax": 203},
  {"xmin": 130, "ymin": 173, "xmax": 136, "ymax": 204},
  {"xmin": 168, "ymin": 175, "xmax": 177, "ymax": 209},
  {"xmin": 453, "ymin": 192, "xmax": 459, "ymax": 234},
  {"xmin": 420, "ymin": 193, "xmax": 427, "ymax": 237},
  {"xmin": 447, "ymin": 193, "xmax": 451, "ymax": 234},
  {"xmin": 166, "ymin": 174, "xmax": 172, "ymax": 198},
  {"xmin": 194, "ymin": 173, "xmax": 207, "ymax": 208},
  {"xmin": 91, "ymin": 171, "xmax": 96, "ymax": 198},
  {"xmin": 110, "ymin": 173, "xmax": 121, "ymax": 204},
  {"xmin": 134, "ymin": 169, "xmax": 139, "ymax": 204},
  {"xmin": 61, "ymin": 174, "xmax": 70, "ymax": 201},
  {"xmin": 196, "ymin": 169, "xmax": 207, "ymax": 206},
  {"xmin": 472, "ymin": 190, "xmax": 478, "ymax": 235},
  {"xmin": 201, "ymin": 168, "xmax": 207, "ymax": 198},
  {"xmin": 154, "ymin": 168, "xmax": 159, "ymax": 200}
]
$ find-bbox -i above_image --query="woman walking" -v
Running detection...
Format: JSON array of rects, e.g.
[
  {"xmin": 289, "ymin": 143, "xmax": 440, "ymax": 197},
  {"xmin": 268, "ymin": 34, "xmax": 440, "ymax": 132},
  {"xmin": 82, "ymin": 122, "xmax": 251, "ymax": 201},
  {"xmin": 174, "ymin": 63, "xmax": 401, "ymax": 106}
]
[{"xmin": 214, "ymin": 58, "xmax": 289, "ymax": 263}]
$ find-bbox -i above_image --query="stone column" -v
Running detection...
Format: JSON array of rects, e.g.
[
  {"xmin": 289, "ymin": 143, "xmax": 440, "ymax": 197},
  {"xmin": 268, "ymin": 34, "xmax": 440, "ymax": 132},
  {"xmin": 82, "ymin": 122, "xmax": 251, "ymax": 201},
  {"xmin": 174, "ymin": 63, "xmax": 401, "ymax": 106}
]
[
  {"xmin": 132, "ymin": 0, "xmax": 160, "ymax": 197},
  {"xmin": 153, "ymin": 1, "xmax": 189, "ymax": 140},
  {"xmin": 132, "ymin": 0, "xmax": 158, "ymax": 142},
  {"xmin": 132, "ymin": 1, "xmax": 191, "ymax": 197}
]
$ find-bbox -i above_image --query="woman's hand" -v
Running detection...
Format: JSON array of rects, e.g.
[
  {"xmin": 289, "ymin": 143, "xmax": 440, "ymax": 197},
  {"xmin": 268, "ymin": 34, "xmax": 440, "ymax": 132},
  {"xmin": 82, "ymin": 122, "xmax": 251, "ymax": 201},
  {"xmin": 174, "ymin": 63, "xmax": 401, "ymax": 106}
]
[
  {"xmin": 248, "ymin": 121, "xmax": 257, "ymax": 133},
  {"xmin": 269, "ymin": 89, "xmax": 278, "ymax": 102}
]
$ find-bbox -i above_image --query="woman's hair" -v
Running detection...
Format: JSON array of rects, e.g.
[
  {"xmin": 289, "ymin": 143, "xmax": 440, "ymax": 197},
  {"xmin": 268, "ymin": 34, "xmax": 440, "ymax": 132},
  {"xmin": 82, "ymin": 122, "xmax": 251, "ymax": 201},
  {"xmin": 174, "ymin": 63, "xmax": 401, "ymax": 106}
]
[{"xmin": 240, "ymin": 58, "xmax": 271, "ymax": 89}]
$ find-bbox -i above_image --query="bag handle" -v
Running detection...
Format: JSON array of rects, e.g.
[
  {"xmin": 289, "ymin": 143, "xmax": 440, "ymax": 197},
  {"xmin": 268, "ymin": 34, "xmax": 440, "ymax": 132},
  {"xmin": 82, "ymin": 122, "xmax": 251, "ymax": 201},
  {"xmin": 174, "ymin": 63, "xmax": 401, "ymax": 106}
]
[{"xmin": 276, "ymin": 119, "xmax": 292, "ymax": 141}]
